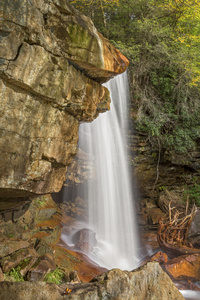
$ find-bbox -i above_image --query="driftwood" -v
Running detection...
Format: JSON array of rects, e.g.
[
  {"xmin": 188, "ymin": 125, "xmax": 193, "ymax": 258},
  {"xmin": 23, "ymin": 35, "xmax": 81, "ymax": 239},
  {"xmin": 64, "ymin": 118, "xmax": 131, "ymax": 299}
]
[{"xmin": 157, "ymin": 201, "xmax": 200, "ymax": 258}]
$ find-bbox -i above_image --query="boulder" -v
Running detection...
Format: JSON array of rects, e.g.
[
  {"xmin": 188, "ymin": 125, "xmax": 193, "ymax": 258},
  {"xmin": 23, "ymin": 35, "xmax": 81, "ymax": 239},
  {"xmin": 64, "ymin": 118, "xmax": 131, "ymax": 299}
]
[
  {"xmin": 0, "ymin": 281, "xmax": 62, "ymax": 300},
  {"xmin": 65, "ymin": 262, "xmax": 184, "ymax": 300},
  {"xmin": 72, "ymin": 228, "xmax": 97, "ymax": 252},
  {"xmin": 157, "ymin": 190, "xmax": 185, "ymax": 214},
  {"xmin": 0, "ymin": 0, "xmax": 129, "ymax": 198}
]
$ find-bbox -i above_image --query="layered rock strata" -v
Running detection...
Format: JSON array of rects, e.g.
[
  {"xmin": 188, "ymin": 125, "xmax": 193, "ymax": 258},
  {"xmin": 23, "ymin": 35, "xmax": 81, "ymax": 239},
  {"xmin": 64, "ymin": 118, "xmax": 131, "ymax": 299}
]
[{"xmin": 0, "ymin": 0, "xmax": 129, "ymax": 198}]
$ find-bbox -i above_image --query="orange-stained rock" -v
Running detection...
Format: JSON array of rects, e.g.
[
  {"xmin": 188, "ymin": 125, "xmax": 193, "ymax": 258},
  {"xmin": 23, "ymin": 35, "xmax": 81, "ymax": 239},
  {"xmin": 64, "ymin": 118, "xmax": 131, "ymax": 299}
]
[
  {"xmin": 71, "ymin": 33, "xmax": 130, "ymax": 83},
  {"xmin": 100, "ymin": 33, "xmax": 129, "ymax": 77},
  {"xmin": 164, "ymin": 254, "xmax": 200, "ymax": 281},
  {"xmin": 53, "ymin": 244, "xmax": 107, "ymax": 283},
  {"xmin": 63, "ymin": 262, "xmax": 184, "ymax": 300},
  {"xmin": 140, "ymin": 251, "xmax": 168, "ymax": 267},
  {"xmin": 149, "ymin": 251, "xmax": 168, "ymax": 264}
]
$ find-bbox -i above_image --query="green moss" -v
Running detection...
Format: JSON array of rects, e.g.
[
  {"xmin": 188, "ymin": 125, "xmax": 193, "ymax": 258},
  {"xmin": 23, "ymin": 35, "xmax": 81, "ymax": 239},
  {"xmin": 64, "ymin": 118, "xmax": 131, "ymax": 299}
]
[
  {"xmin": 44, "ymin": 268, "xmax": 65, "ymax": 284},
  {"xmin": 67, "ymin": 23, "xmax": 102, "ymax": 67},
  {"xmin": 69, "ymin": 24, "xmax": 91, "ymax": 48},
  {"xmin": 18, "ymin": 257, "xmax": 31, "ymax": 270},
  {"xmin": 6, "ymin": 266, "xmax": 24, "ymax": 282}
]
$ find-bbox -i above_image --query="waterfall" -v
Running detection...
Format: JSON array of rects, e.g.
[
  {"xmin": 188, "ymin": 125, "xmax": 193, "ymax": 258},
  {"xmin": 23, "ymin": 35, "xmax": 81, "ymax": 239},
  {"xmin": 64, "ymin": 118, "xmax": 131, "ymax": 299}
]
[{"xmin": 77, "ymin": 72, "xmax": 139, "ymax": 270}]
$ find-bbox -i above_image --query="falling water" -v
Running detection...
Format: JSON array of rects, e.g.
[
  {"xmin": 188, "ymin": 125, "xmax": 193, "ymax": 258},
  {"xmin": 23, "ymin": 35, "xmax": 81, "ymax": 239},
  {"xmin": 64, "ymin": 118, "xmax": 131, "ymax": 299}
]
[{"xmin": 78, "ymin": 72, "xmax": 139, "ymax": 270}]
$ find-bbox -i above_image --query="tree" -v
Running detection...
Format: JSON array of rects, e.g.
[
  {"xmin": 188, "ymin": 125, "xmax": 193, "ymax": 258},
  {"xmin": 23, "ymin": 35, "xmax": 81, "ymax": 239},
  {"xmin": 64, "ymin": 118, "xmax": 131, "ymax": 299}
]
[{"xmin": 70, "ymin": 0, "xmax": 200, "ymax": 154}]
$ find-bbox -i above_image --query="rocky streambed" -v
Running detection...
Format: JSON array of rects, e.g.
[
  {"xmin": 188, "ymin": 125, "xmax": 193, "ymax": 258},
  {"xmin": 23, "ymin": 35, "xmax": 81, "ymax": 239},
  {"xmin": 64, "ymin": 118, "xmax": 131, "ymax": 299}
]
[{"xmin": 0, "ymin": 193, "xmax": 185, "ymax": 300}]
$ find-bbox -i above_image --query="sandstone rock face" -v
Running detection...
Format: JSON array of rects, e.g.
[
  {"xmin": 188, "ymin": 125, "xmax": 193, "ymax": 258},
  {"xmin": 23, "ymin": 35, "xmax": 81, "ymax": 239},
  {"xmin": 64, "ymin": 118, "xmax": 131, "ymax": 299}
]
[{"xmin": 0, "ymin": 0, "xmax": 128, "ymax": 198}]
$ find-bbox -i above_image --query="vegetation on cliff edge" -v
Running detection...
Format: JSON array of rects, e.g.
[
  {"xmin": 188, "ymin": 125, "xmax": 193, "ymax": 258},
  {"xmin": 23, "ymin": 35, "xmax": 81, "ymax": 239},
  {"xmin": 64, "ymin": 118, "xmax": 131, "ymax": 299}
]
[{"xmin": 70, "ymin": 0, "xmax": 200, "ymax": 154}]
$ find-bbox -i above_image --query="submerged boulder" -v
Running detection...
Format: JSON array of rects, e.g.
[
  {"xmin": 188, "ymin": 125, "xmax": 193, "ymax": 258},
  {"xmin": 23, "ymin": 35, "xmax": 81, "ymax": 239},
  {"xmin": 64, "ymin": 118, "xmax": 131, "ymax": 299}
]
[{"xmin": 0, "ymin": 0, "xmax": 129, "ymax": 198}]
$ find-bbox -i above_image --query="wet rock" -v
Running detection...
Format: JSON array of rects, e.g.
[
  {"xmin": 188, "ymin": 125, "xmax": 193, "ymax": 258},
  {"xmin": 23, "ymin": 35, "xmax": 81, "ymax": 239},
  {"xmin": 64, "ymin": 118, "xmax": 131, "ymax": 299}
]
[
  {"xmin": 0, "ymin": 240, "xmax": 30, "ymax": 258},
  {"xmin": 163, "ymin": 254, "xmax": 200, "ymax": 281},
  {"xmin": 72, "ymin": 228, "xmax": 97, "ymax": 252},
  {"xmin": 0, "ymin": 281, "xmax": 62, "ymax": 300},
  {"xmin": 53, "ymin": 244, "xmax": 107, "ymax": 283},
  {"xmin": 0, "ymin": 248, "xmax": 38, "ymax": 274},
  {"xmin": 140, "ymin": 231, "xmax": 160, "ymax": 253},
  {"xmin": 66, "ymin": 262, "xmax": 184, "ymax": 299},
  {"xmin": 141, "ymin": 251, "xmax": 168, "ymax": 266},
  {"xmin": 27, "ymin": 253, "xmax": 57, "ymax": 282},
  {"xmin": 65, "ymin": 148, "xmax": 96, "ymax": 187},
  {"xmin": 150, "ymin": 251, "xmax": 168, "ymax": 263},
  {"xmin": 176, "ymin": 280, "xmax": 200, "ymax": 291}
]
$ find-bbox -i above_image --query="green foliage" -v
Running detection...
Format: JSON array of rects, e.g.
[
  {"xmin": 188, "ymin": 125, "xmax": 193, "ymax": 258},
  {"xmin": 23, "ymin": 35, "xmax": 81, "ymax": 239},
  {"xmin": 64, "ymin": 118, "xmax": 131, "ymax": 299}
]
[
  {"xmin": 185, "ymin": 184, "xmax": 200, "ymax": 206},
  {"xmin": 35, "ymin": 196, "xmax": 48, "ymax": 207},
  {"xmin": 70, "ymin": 0, "xmax": 200, "ymax": 154},
  {"xmin": 6, "ymin": 267, "xmax": 24, "ymax": 282},
  {"xmin": 159, "ymin": 186, "xmax": 166, "ymax": 192},
  {"xmin": 44, "ymin": 268, "xmax": 65, "ymax": 284}
]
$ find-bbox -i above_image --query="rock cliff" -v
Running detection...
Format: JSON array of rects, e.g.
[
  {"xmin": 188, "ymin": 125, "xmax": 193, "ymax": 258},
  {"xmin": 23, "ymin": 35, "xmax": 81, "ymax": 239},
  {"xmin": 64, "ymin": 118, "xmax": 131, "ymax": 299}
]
[{"xmin": 0, "ymin": 0, "xmax": 129, "ymax": 198}]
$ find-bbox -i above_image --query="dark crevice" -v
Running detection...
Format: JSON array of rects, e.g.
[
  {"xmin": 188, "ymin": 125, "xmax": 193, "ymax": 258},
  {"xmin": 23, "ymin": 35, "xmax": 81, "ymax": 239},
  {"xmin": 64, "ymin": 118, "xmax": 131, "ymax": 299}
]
[
  {"xmin": 12, "ymin": 43, "xmax": 23, "ymax": 62},
  {"xmin": 42, "ymin": 155, "xmax": 66, "ymax": 169},
  {"xmin": 67, "ymin": 59, "xmax": 107, "ymax": 84}
]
